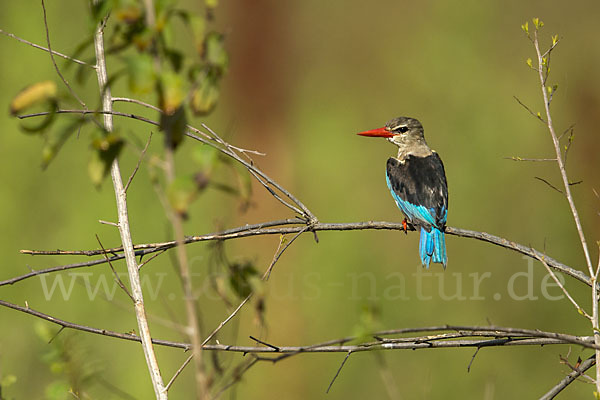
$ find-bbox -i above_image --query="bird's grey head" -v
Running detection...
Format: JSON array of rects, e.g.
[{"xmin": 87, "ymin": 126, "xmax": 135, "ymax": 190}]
[
  {"xmin": 384, "ymin": 117, "xmax": 426, "ymax": 147},
  {"xmin": 356, "ymin": 116, "xmax": 432, "ymax": 159}
]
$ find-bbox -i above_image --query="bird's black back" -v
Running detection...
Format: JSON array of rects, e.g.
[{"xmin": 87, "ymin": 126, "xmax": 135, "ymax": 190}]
[{"xmin": 386, "ymin": 152, "xmax": 448, "ymax": 229}]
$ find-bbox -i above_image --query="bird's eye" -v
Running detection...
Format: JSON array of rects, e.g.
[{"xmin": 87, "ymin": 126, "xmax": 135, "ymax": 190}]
[{"xmin": 398, "ymin": 126, "xmax": 409, "ymax": 133}]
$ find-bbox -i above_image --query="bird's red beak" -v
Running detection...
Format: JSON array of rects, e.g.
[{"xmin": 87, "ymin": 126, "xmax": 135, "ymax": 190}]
[{"xmin": 356, "ymin": 127, "xmax": 394, "ymax": 138}]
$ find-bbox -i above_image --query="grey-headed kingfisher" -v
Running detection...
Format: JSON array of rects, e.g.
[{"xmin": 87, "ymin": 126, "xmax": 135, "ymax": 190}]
[{"xmin": 358, "ymin": 117, "xmax": 448, "ymax": 268}]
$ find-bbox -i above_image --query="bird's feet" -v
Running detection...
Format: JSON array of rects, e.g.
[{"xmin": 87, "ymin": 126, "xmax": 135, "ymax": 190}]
[{"xmin": 402, "ymin": 218, "xmax": 408, "ymax": 234}]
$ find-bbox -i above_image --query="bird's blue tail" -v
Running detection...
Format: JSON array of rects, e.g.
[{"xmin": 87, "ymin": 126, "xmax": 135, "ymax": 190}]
[{"xmin": 419, "ymin": 227, "xmax": 447, "ymax": 268}]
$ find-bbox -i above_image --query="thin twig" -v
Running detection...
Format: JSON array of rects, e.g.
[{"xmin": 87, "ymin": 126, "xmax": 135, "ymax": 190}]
[
  {"xmin": 41, "ymin": 0, "xmax": 87, "ymax": 108},
  {"xmin": 96, "ymin": 235, "xmax": 135, "ymax": 302},
  {"xmin": 467, "ymin": 347, "xmax": 481, "ymax": 373},
  {"xmin": 212, "ymin": 358, "xmax": 259, "ymax": 400},
  {"xmin": 265, "ymin": 228, "xmax": 308, "ymax": 280},
  {"xmin": 326, "ymin": 351, "xmax": 352, "ymax": 393},
  {"xmin": 99, "ymin": 220, "xmax": 119, "ymax": 227},
  {"xmin": 540, "ymin": 355, "xmax": 596, "ymax": 399},
  {"xmin": 0, "ymin": 29, "xmax": 93, "ymax": 67},
  {"xmin": 559, "ymin": 353, "xmax": 595, "ymax": 384},
  {"xmin": 505, "ymin": 156, "xmax": 557, "ymax": 162},
  {"xmin": 138, "ymin": 249, "xmax": 167, "ymax": 270},
  {"xmin": 124, "ymin": 131, "xmax": 153, "ymax": 193},
  {"xmin": 513, "ymin": 96, "xmax": 545, "ymax": 123},
  {"xmin": 165, "ymin": 354, "xmax": 194, "ymax": 392},
  {"xmin": 536, "ymin": 256, "xmax": 592, "ymax": 320},
  {"xmin": 112, "ymin": 96, "xmax": 162, "ymax": 112},
  {"xmin": 535, "ymin": 176, "xmax": 563, "ymax": 194}
]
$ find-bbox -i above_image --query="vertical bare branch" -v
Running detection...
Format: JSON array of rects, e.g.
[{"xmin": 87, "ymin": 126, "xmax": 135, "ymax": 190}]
[
  {"xmin": 533, "ymin": 30, "xmax": 593, "ymax": 275},
  {"xmin": 533, "ymin": 28, "xmax": 598, "ymax": 395},
  {"xmin": 93, "ymin": 7, "xmax": 167, "ymax": 400}
]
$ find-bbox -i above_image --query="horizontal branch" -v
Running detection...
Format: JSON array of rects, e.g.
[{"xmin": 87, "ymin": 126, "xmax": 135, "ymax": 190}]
[
  {"xmin": 13, "ymin": 220, "xmax": 591, "ymax": 289},
  {"xmin": 1, "ymin": 299, "xmax": 597, "ymax": 354}
]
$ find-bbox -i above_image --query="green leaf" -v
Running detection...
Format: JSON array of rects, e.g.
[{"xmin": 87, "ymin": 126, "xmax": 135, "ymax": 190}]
[
  {"xmin": 206, "ymin": 0, "xmax": 219, "ymax": 9},
  {"xmin": 526, "ymin": 58, "xmax": 532, "ymax": 67},
  {"xmin": 192, "ymin": 144, "xmax": 219, "ymax": 172},
  {"xmin": 1, "ymin": 374, "xmax": 17, "ymax": 388},
  {"xmin": 125, "ymin": 53, "xmax": 156, "ymax": 94},
  {"xmin": 45, "ymin": 381, "xmax": 71, "ymax": 400},
  {"xmin": 532, "ymin": 17, "xmax": 540, "ymax": 29},
  {"xmin": 189, "ymin": 15, "xmax": 206, "ymax": 54},
  {"xmin": 204, "ymin": 32, "xmax": 228, "ymax": 72},
  {"xmin": 167, "ymin": 175, "xmax": 198, "ymax": 216},
  {"xmin": 521, "ymin": 21, "xmax": 529, "ymax": 34},
  {"xmin": 159, "ymin": 71, "xmax": 185, "ymax": 114},
  {"xmin": 42, "ymin": 118, "xmax": 81, "ymax": 169},
  {"xmin": 552, "ymin": 34, "xmax": 558, "ymax": 46},
  {"xmin": 190, "ymin": 74, "xmax": 219, "ymax": 116},
  {"xmin": 88, "ymin": 133, "xmax": 124, "ymax": 187},
  {"xmin": 351, "ymin": 303, "xmax": 382, "ymax": 344},
  {"xmin": 114, "ymin": 0, "xmax": 143, "ymax": 24}
]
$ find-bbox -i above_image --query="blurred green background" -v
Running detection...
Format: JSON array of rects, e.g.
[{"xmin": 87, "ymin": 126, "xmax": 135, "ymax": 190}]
[{"xmin": 1, "ymin": 0, "xmax": 600, "ymax": 399}]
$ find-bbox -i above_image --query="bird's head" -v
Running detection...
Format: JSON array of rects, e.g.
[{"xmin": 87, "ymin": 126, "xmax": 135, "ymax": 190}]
[{"xmin": 357, "ymin": 117, "xmax": 426, "ymax": 149}]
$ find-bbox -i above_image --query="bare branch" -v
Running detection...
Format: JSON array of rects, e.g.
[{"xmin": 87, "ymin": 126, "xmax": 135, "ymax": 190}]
[
  {"xmin": 41, "ymin": 0, "xmax": 87, "ymax": 108},
  {"xmin": 124, "ymin": 131, "xmax": 153, "ymax": 193},
  {"xmin": 2, "ymin": 298, "xmax": 597, "ymax": 355},
  {"xmin": 536, "ymin": 255, "xmax": 592, "ymax": 320},
  {"xmin": 10, "ymin": 220, "xmax": 593, "ymax": 290},
  {"xmin": 513, "ymin": 96, "xmax": 545, "ymax": 123},
  {"xmin": 0, "ymin": 29, "xmax": 93, "ymax": 67},
  {"xmin": 540, "ymin": 355, "xmax": 596, "ymax": 399},
  {"xmin": 96, "ymin": 235, "xmax": 134, "ymax": 302},
  {"xmin": 505, "ymin": 156, "xmax": 557, "ymax": 162},
  {"xmin": 533, "ymin": 29, "xmax": 594, "ymax": 281},
  {"xmin": 99, "ymin": 219, "xmax": 119, "ymax": 227},
  {"xmin": 165, "ymin": 354, "xmax": 194, "ymax": 392},
  {"xmin": 532, "ymin": 28, "xmax": 598, "ymax": 394},
  {"xmin": 326, "ymin": 351, "xmax": 352, "ymax": 393},
  {"xmin": 535, "ymin": 176, "xmax": 564, "ymax": 194},
  {"xmin": 264, "ymin": 227, "xmax": 308, "ymax": 279},
  {"xmin": 92, "ymin": 9, "xmax": 167, "ymax": 398}
]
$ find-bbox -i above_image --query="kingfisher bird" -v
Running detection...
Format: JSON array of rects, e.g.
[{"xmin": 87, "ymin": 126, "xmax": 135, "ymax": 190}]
[{"xmin": 357, "ymin": 117, "xmax": 448, "ymax": 268}]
